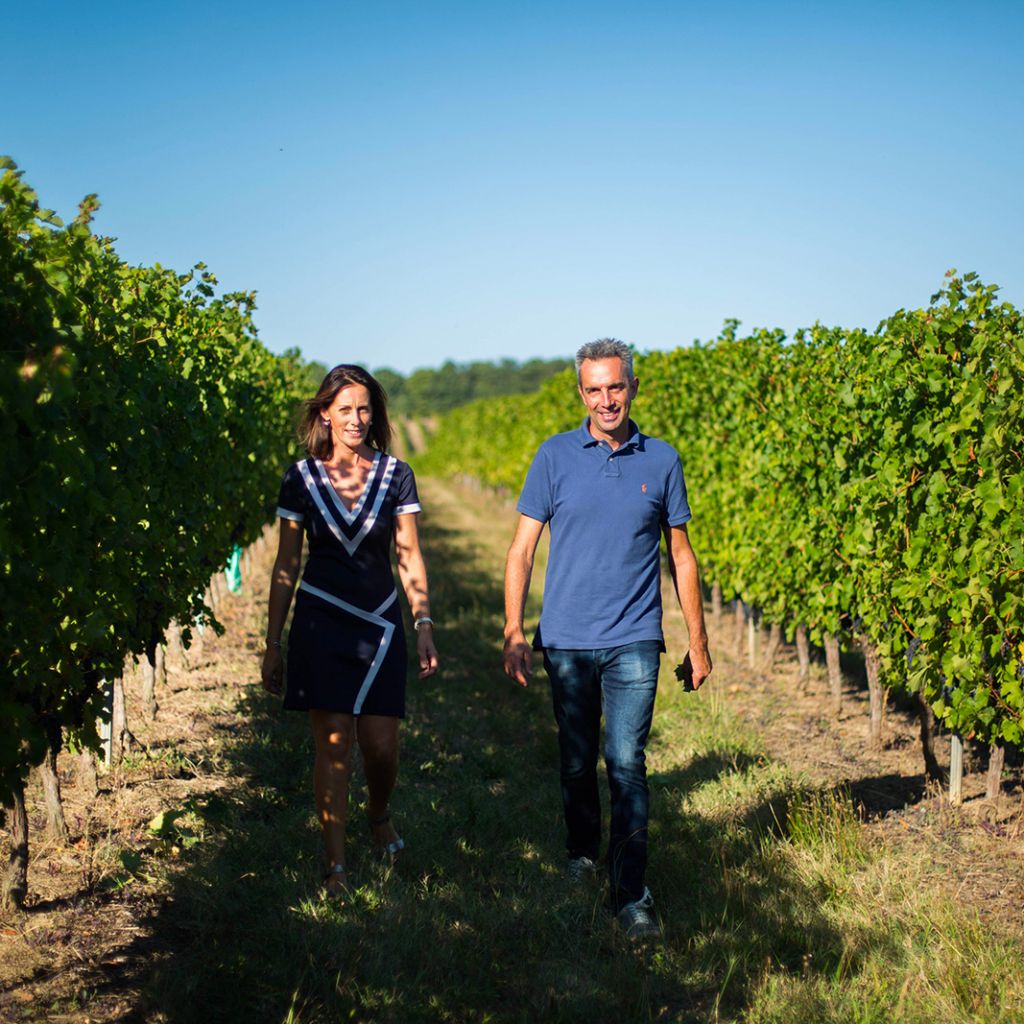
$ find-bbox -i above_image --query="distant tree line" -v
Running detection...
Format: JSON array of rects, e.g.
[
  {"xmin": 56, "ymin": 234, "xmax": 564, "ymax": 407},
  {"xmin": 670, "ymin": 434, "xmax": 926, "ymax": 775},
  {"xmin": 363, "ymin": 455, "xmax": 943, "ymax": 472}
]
[
  {"xmin": 274, "ymin": 352, "xmax": 571, "ymax": 418},
  {"xmin": 372, "ymin": 357, "xmax": 571, "ymax": 417}
]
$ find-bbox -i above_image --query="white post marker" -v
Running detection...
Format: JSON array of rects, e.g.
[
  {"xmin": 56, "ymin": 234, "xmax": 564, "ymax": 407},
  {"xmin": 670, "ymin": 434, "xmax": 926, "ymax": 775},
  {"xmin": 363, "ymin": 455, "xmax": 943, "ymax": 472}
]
[
  {"xmin": 949, "ymin": 734, "xmax": 964, "ymax": 806},
  {"xmin": 99, "ymin": 678, "xmax": 114, "ymax": 767}
]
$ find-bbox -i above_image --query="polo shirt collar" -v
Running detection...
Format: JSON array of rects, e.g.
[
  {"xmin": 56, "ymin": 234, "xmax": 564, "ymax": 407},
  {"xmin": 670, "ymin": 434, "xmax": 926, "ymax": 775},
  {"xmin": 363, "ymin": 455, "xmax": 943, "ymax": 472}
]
[{"xmin": 577, "ymin": 417, "xmax": 642, "ymax": 450}]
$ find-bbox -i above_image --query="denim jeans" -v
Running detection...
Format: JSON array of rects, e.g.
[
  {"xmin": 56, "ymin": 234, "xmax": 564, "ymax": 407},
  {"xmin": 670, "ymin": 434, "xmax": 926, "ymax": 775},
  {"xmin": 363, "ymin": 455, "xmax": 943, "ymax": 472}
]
[{"xmin": 542, "ymin": 640, "xmax": 661, "ymax": 911}]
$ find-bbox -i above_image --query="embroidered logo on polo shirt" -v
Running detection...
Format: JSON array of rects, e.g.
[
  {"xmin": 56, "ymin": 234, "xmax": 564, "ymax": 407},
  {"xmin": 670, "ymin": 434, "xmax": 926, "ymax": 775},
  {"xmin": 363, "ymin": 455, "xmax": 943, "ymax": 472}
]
[{"xmin": 641, "ymin": 483, "xmax": 648, "ymax": 493}]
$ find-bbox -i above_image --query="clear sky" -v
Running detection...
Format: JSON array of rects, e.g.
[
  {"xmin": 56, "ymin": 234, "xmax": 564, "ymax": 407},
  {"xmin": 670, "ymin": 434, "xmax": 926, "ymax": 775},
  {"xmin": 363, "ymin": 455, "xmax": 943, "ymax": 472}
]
[{"xmin": 5, "ymin": 1, "xmax": 1022, "ymax": 374}]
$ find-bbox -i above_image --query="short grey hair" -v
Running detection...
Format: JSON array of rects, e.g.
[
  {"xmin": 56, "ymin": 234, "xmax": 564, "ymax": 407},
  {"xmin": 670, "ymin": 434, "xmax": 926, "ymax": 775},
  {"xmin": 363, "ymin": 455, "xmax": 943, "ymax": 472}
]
[{"xmin": 574, "ymin": 338, "xmax": 634, "ymax": 385}]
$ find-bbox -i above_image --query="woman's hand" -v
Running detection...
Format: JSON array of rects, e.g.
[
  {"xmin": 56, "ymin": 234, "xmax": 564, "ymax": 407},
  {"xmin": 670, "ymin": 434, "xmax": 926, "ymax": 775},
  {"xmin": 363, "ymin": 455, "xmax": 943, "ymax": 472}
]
[
  {"xmin": 416, "ymin": 627, "xmax": 439, "ymax": 679},
  {"xmin": 261, "ymin": 646, "xmax": 284, "ymax": 695}
]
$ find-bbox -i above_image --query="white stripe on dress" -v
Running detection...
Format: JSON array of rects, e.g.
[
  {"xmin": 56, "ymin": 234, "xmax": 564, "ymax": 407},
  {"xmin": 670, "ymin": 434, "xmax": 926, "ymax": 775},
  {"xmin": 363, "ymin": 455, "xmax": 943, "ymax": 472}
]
[
  {"xmin": 298, "ymin": 581, "xmax": 398, "ymax": 714},
  {"xmin": 394, "ymin": 503, "xmax": 421, "ymax": 515},
  {"xmin": 276, "ymin": 507, "xmax": 304, "ymax": 521},
  {"xmin": 315, "ymin": 452, "xmax": 381, "ymax": 525},
  {"xmin": 298, "ymin": 456, "xmax": 398, "ymax": 556}
]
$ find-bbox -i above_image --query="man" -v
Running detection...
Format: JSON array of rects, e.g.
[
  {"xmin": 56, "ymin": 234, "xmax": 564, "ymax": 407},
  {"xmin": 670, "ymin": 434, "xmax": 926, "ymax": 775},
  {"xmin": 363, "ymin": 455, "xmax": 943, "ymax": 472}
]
[{"xmin": 502, "ymin": 338, "xmax": 712, "ymax": 941}]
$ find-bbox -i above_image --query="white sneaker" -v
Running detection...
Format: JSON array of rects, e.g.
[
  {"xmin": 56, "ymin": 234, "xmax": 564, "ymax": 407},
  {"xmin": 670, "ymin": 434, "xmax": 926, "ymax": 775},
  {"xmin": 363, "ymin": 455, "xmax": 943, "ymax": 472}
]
[{"xmin": 616, "ymin": 887, "xmax": 660, "ymax": 941}]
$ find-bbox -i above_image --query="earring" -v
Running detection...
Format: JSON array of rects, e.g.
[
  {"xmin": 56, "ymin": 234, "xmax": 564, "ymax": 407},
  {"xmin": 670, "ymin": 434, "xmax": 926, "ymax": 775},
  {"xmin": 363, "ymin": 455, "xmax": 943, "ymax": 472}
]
[{"xmin": 321, "ymin": 419, "xmax": 331, "ymax": 430}]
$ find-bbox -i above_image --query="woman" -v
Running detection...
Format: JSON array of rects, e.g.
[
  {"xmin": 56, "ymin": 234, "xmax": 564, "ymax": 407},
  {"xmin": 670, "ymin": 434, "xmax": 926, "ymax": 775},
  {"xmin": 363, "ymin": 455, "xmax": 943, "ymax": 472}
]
[{"xmin": 261, "ymin": 364, "xmax": 439, "ymax": 897}]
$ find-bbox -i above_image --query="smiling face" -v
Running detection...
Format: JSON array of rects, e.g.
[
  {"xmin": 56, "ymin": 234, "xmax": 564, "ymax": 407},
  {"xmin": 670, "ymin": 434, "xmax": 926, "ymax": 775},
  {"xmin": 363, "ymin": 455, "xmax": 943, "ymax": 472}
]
[
  {"xmin": 323, "ymin": 383, "xmax": 373, "ymax": 455},
  {"xmin": 578, "ymin": 356, "xmax": 638, "ymax": 446}
]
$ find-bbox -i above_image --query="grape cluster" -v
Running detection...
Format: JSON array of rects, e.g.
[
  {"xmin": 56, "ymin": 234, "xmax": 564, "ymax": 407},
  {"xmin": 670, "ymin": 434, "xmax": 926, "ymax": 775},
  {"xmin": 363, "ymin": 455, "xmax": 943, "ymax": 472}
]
[{"xmin": 905, "ymin": 637, "xmax": 922, "ymax": 671}]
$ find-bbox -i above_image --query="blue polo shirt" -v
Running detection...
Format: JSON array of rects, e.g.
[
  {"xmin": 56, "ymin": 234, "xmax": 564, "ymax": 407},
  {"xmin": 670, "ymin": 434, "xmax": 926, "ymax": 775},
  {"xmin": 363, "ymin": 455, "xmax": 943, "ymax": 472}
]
[{"xmin": 517, "ymin": 418, "xmax": 691, "ymax": 650}]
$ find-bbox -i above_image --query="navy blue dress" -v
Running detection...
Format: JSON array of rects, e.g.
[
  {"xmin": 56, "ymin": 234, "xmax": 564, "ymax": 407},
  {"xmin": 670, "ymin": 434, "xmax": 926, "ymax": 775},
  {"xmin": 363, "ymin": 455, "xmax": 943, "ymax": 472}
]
[{"xmin": 276, "ymin": 453, "xmax": 421, "ymax": 717}]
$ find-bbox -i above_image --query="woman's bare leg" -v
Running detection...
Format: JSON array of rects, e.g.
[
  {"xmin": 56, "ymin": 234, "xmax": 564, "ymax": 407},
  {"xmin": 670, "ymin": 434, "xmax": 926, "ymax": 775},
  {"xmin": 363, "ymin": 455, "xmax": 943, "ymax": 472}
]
[
  {"xmin": 356, "ymin": 715, "xmax": 402, "ymax": 849},
  {"xmin": 310, "ymin": 710, "xmax": 355, "ymax": 892}
]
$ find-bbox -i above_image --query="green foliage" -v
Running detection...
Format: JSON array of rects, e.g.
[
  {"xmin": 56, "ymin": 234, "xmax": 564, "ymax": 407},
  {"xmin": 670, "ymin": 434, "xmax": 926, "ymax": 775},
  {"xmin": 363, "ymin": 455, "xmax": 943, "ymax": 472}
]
[
  {"xmin": 377, "ymin": 356, "xmax": 571, "ymax": 417},
  {"xmin": 417, "ymin": 368, "xmax": 580, "ymax": 489},
  {"xmin": 421, "ymin": 274, "xmax": 1024, "ymax": 744},
  {"xmin": 279, "ymin": 346, "xmax": 328, "ymax": 398},
  {"xmin": 0, "ymin": 159, "xmax": 304, "ymax": 799}
]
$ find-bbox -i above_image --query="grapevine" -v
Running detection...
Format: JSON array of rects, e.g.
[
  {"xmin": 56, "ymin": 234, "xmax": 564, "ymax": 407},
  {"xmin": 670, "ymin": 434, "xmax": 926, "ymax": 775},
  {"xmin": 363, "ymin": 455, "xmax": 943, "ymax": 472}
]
[
  {"xmin": 421, "ymin": 273, "xmax": 1024, "ymax": 745},
  {"xmin": 0, "ymin": 159, "xmax": 306, "ymax": 826}
]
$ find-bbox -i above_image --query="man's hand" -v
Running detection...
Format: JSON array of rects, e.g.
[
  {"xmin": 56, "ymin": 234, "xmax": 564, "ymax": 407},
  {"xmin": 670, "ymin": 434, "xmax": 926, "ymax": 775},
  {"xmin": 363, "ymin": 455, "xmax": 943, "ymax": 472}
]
[
  {"xmin": 503, "ymin": 632, "xmax": 533, "ymax": 687},
  {"xmin": 677, "ymin": 645, "xmax": 712, "ymax": 691},
  {"xmin": 503, "ymin": 515, "xmax": 544, "ymax": 688}
]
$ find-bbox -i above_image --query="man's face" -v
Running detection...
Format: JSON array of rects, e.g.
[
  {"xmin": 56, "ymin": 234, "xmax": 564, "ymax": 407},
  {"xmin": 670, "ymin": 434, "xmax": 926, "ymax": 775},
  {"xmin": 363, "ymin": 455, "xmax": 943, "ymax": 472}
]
[{"xmin": 578, "ymin": 357, "xmax": 638, "ymax": 442}]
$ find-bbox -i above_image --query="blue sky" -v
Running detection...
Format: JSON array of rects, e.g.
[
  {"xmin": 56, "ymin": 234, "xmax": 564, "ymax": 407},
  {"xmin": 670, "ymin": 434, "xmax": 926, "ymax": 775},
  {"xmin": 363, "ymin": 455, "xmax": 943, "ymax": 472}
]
[{"xmin": 5, "ymin": 1, "xmax": 1022, "ymax": 373}]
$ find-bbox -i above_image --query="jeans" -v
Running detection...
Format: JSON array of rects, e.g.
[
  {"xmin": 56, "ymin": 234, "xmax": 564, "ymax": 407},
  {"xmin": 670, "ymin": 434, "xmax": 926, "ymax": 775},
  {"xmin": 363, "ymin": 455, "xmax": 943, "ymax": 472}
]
[{"xmin": 542, "ymin": 640, "xmax": 661, "ymax": 911}]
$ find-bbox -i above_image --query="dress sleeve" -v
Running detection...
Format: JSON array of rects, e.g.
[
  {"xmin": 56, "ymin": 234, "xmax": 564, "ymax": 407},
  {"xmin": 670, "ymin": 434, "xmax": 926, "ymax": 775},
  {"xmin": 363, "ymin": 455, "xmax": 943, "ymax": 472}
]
[
  {"xmin": 393, "ymin": 461, "xmax": 421, "ymax": 516},
  {"xmin": 276, "ymin": 463, "xmax": 306, "ymax": 522},
  {"xmin": 662, "ymin": 454, "xmax": 692, "ymax": 528}
]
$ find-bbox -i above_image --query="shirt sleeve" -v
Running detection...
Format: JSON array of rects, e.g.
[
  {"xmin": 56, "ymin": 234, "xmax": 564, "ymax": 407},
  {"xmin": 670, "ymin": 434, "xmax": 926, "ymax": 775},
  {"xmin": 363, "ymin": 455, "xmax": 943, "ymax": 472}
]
[
  {"xmin": 662, "ymin": 454, "xmax": 692, "ymax": 528},
  {"xmin": 276, "ymin": 463, "xmax": 306, "ymax": 522},
  {"xmin": 393, "ymin": 461, "xmax": 421, "ymax": 515},
  {"xmin": 516, "ymin": 444, "xmax": 553, "ymax": 523}
]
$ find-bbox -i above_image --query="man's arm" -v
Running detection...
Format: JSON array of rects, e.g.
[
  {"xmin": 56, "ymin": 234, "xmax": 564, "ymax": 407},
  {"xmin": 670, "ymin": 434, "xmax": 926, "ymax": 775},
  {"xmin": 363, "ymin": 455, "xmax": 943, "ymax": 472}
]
[
  {"xmin": 664, "ymin": 523, "xmax": 713, "ymax": 689},
  {"xmin": 503, "ymin": 514, "xmax": 546, "ymax": 687}
]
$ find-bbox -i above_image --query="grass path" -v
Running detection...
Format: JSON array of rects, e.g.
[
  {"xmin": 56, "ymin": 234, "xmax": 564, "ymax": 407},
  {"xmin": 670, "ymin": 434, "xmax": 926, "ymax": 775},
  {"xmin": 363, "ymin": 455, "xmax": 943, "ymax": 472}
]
[{"xmin": 4, "ymin": 476, "xmax": 1023, "ymax": 1022}]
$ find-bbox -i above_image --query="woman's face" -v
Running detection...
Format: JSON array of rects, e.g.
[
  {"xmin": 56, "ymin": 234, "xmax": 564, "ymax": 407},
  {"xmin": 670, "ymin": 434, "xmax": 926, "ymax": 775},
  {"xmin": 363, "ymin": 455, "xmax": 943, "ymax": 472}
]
[{"xmin": 324, "ymin": 383, "xmax": 373, "ymax": 453}]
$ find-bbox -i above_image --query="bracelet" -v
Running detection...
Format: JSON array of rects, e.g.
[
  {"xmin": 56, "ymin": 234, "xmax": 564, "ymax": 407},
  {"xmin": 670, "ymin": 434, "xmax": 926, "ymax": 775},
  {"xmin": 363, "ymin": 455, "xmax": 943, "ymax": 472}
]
[
  {"xmin": 413, "ymin": 617, "xmax": 434, "ymax": 632},
  {"xmin": 266, "ymin": 636, "xmax": 282, "ymax": 648}
]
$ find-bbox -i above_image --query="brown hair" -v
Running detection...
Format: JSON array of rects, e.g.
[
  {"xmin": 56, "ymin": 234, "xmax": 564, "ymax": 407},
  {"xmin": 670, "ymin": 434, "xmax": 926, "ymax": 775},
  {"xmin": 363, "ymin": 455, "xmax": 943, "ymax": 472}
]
[{"xmin": 300, "ymin": 364, "xmax": 393, "ymax": 459}]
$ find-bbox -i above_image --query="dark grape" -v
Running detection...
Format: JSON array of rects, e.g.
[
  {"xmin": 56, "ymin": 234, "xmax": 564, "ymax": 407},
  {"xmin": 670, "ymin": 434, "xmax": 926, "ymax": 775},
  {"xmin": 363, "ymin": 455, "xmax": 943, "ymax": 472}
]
[{"xmin": 905, "ymin": 637, "xmax": 921, "ymax": 671}]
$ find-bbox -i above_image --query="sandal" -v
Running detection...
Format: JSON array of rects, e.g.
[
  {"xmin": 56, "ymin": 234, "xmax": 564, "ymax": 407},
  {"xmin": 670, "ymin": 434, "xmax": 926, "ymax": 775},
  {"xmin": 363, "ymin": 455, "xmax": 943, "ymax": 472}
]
[
  {"xmin": 322, "ymin": 862, "xmax": 349, "ymax": 897},
  {"xmin": 368, "ymin": 810, "xmax": 405, "ymax": 858}
]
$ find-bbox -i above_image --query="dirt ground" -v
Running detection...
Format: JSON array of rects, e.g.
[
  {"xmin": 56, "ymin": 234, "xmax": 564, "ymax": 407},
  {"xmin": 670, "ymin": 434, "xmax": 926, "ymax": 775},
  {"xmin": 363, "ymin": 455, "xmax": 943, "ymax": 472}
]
[
  {"xmin": 0, "ymin": 531, "xmax": 277, "ymax": 1023},
  {"xmin": 2, "ymin": 484, "xmax": 1023, "ymax": 1020},
  {"xmin": 671, "ymin": 606, "xmax": 1024, "ymax": 940}
]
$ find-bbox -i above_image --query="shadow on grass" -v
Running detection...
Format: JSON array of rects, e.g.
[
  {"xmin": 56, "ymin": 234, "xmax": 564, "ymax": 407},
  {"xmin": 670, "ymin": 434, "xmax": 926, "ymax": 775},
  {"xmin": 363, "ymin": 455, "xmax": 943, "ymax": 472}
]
[
  {"xmin": 651, "ymin": 750, "xmax": 762, "ymax": 795},
  {"xmin": 845, "ymin": 773, "xmax": 928, "ymax": 817},
  {"xmin": 131, "ymin": 503, "xmax": 898, "ymax": 1024}
]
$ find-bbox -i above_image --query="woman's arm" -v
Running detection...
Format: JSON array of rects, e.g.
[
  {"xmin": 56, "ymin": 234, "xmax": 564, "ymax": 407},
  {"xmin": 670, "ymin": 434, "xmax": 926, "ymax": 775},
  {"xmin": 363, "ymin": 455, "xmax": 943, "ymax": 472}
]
[
  {"xmin": 394, "ymin": 513, "xmax": 439, "ymax": 679},
  {"xmin": 261, "ymin": 518, "xmax": 304, "ymax": 694}
]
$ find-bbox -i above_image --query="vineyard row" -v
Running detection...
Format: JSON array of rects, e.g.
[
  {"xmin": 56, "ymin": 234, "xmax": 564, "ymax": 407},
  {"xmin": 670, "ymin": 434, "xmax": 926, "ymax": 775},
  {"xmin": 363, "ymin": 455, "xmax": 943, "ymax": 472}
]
[
  {"xmin": 1, "ymin": 160, "xmax": 306, "ymax": 907},
  {"xmin": 419, "ymin": 272, "xmax": 1024, "ymax": 756}
]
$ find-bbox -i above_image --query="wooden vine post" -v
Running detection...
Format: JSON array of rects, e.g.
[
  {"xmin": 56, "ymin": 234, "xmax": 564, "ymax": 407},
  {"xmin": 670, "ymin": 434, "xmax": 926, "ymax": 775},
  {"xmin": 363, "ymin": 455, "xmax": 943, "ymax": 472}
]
[
  {"xmin": 732, "ymin": 601, "xmax": 746, "ymax": 656},
  {"xmin": 4, "ymin": 780, "xmax": 29, "ymax": 910},
  {"xmin": 824, "ymin": 634, "xmax": 842, "ymax": 718},
  {"xmin": 36, "ymin": 737, "xmax": 68, "ymax": 842},
  {"xmin": 77, "ymin": 745, "xmax": 99, "ymax": 798},
  {"xmin": 761, "ymin": 622, "xmax": 782, "ymax": 672},
  {"xmin": 795, "ymin": 625, "xmax": 811, "ymax": 692},
  {"xmin": 142, "ymin": 645, "xmax": 166, "ymax": 722},
  {"xmin": 918, "ymin": 693, "xmax": 945, "ymax": 783},
  {"xmin": 861, "ymin": 638, "xmax": 885, "ymax": 748},
  {"xmin": 986, "ymin": 741, "xmax": 1005, "ymax": 800},
  {"xmin": 100, "ymin": 677, "xmax": 129, "ymax": 767},
  {"xmin": 747, "ymin": 609, "xmax": 758, "ymax": 668},
  {"xmin": 166, "ymin": 619, "xmax": 186, "ymax": 668}
]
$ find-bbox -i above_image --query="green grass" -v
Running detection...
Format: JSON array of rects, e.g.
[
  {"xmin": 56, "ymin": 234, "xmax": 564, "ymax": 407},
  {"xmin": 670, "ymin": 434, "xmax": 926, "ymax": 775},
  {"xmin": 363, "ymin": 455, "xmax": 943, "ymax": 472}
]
[{"xmin": 143, "ymin": 479, "xmax": 1024, "ymax": 1023}]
